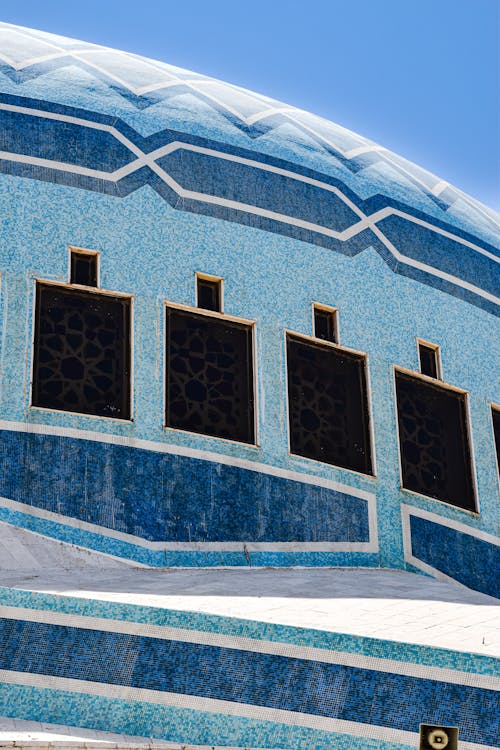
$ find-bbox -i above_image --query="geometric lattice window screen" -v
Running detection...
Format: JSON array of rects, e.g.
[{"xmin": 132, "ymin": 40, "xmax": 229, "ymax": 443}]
[
  {"xmin": 165, "ymin": 307, "xmax": 255, "ymax": 444},
  {"xmin": 395, "ymin": 371, "xmax": 475, "ymax": 511},
  {"xmin": 286, "ymin": 334, "xmax": 373, "ymax": 474},
  {"xmin": 32, "ymin": 284, "xmax": 131, "ymax": 419}
]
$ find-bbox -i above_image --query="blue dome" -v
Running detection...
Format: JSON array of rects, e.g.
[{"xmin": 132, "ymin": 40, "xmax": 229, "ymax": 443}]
[{"xmin": 0, "ymin": 21, "xmax": 499, "ymax": 317}]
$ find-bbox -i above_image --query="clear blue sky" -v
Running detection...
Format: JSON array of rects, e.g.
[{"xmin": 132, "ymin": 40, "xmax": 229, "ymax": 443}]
[{"xmin": 2, "ymin": 0, "xmax": 499, "ymax": 210}]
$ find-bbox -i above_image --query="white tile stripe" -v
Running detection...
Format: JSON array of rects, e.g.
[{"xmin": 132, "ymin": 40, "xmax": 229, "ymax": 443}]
[
  {"xmin": 0, "ymin": 671, "xmax": 496, "ymax": 750},
  {"xmin": 0, "ymin": 498, "xmax": 373, "ymax": 554},
  {"xmin": 1, "ymin": 98, "xmax": 496, "ymax": 265},
  {"xmin": 1, "ymin": 605, "xmax": 497, "ymax": 689},
  {"xmin": 1, "ymin": 103, "xmax": 498, "ymax": 308},
  {"xmin": 431, "ymin": 179, "xmax": 450, "ymax": 196},
  {"xmin": 0, "ymin": 420, "xmax": 378, "ymax": 553},
  {"xmin": 0, "ymin": 49, "xmax": 96, "ymax": 70}
]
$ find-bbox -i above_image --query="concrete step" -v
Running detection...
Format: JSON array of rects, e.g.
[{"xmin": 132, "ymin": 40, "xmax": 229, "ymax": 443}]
[{"xmin": 0, "ymin": 523, "xmax": 135, "ymax": 572}]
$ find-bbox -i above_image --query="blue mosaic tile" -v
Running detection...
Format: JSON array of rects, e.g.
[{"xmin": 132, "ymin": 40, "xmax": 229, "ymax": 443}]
[
  {"xmin": 410, "ymin": 515, "xmax": 500, "ymax": 598},
  {"xmin": 0, "ymin": 617, "xmax": 498, "ymax": 746},
  {"xmin": 0, "ymin": 429, "xmax": 370, "ymax": 544},
  {"xmin": 1, "ymin": 22, "xmax": 500, "ymax": 747},
  {"xmin": 0, "ymin": 682, "xmax": 415, "ymax": 750},
  {"xmin": 2, "ymin": 585, "xmax": 497, "ymax": 677},
  {"xmin": 0, "ymin": 109, "xmax": 131, "ymax": 171},
  {"xmin": 0, "ymin": 92, "xmax": 498, "ymax": 314},
  {"xmin": 0, "ymin": 21, "xmax": 499, "ymax": 587},
  {"xmin": 378, "ymin": 214, "xmax": 499, "ymax": 298}
]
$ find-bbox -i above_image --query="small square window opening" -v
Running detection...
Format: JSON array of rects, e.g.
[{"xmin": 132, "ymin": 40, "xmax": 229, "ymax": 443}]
[
  {"xmin": 197, "ymin": 276, "xmax": 222, "ymax": 312},
  {"xmin": 314, "ymin": 307, "xmax": 338, "ymax": 343},
  {"xmin": 418, "ymin": 341, "xmax": 441, "ymax": 379},
  {"xmin": 492, "ymin": 407, "xmax": 500, "ymax": 475},
  {"xmin": 71, "ymin": 251, "xmax": 98, "ymax": 287}
]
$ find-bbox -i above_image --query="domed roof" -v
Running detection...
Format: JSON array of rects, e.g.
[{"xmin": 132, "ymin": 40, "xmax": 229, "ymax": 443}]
[{"xmin": 1, "ymin": 22, "xmax": 498, "ymax": 314}]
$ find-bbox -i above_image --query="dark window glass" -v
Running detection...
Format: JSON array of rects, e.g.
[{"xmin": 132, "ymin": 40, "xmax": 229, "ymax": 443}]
[
  {"xmin": 70, "ymin": 252, "xmax": 98, "ymax": 287},
  {"xmin": 395, "ymin": 371, "xmax": 475, "ymax": 510},
  {"xmin": 419, "ymin": 343, "xmax": 439, "ymax": 379},
  {"xmin": 287, "ymin": 335, "xmax": 372, "ymax": 474},
  {"xmin": 197, "ymin": 277, "xmax": 221, "ymax": 312},
  {"xmin": 32, "ymin": 284, "xmax": 131, "ymax": 419},
  {"xmin": 314, "ymin": 308, "xmax": 337, "ymax": 343},
  {"xmin": 492, "ymin": 408, "xmax": 500, "ymax": 472},
  {"xmin": 165, "ymin": 308, "xmax": 254, "ymax": 443}
]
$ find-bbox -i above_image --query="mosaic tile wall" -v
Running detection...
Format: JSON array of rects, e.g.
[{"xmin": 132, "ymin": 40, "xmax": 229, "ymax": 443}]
[
  {"xmin": 0, "ymin": 22, "xmax": 499, "ymax": 586},
  {"xmin": 0, "ymin": 430, "xmax": 371, "ymax": 544},
  {"xmin": 0, "ymin": 587, "xmax": 498, "ymax": 749},
  {"xmin": 405, "ymin": 507, "xmax": 500, "ymax": 598}
]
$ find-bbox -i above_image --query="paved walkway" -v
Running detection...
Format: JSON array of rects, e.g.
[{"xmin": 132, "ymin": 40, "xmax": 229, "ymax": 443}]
[
  {"xmin": 0, "ymin": 717, "xmax": 165, "ymax": 746},
  {"xmin": 2, "ymin": 565, "xmax": 499, "ymax": 657},
  {"xmin": 0, "ymin": 717, "xmax": 261, "ymax": 748},
  {"xmin": 1, "ymin": 524, "xmax": 499, "ymax": 655}
]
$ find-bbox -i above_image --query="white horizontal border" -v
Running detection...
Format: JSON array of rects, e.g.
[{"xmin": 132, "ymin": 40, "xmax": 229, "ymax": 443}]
[
  {"xmin": 1, "ymin": 606, "xmax": 497, "ymax": 690},
  {"xmin": 1, "ymin": 102, "xmax": 498, "ymax": 309},
  {"xmin": 0, "ymin": 420, "xmax": 378, "ymax": 553},
  {"xmin": 0, "ymin": 496, "xmax": 370, "ymax": 556},
  {"xmin": 401, "ymin": 504, "xmax": 500, "ymax": 587},
  {"xmin": 0, "ymin": 497, "xmax": 372, "ymax": 554},
  {"xmin": 0, "ymin": 671, "xmax": 495, "ymax": 750}
]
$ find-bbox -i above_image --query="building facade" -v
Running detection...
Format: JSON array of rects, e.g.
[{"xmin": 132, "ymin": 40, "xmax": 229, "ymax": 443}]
[
  {"xmin": 0, "ymin": 22, "xmax": 499, "ymax": 749},
  {"xmin": 0, "ymin": 22, "xmax": 498, "ymax": 581}
]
